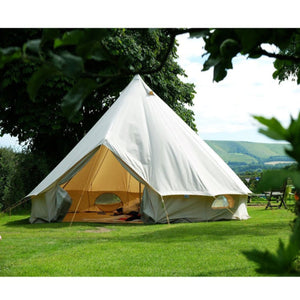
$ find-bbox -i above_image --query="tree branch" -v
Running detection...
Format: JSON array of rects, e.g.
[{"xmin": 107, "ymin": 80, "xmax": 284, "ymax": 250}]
[{"xmin": 258, "ymin": 48, "xmax": 300, "ymax": 64}]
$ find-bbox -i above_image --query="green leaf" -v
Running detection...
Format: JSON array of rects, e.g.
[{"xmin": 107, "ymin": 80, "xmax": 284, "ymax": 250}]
[
  {"xmin": 202, "ymin": 56, "xmax": 221, "ymax": 71},
  {"xmin": 213, "ymin": 63, "xmax": 227, "ymax": 82},
  {"xmin": 27, "ymin": 64, "xmax": 60, "ymax": 101},
  {"xmin": 297, "ymin": 69, "xmax": 300, "ymax": 85},
  {"xmin": 235, "ymin": 29, "xmax": 270, "ymax": 53},
  {"xmin": 49, "ymin": 51, "xmax": 84, "ymax": 78},
  {"xmin": 54, "ymin": 30, "xmax": 85, "ymax": 48},
  {"xmin": 75, "ymin": 29, "xmax": 109, "ymax": 59},
  {"xmin": 88, "ymin": 47, "xmax": 107, "ymax": 62},
  {"xmin": 41, "ymin": 29, "xmax": 61, "ymax": 48},
  {"xmin": 61, "ymin": 78, "xmax": 98, "ymax": 121},
  {"xmin": 219, "ymin": 39, "xmax": 240, "ymax": 58},
  {"xmin": 0, "ymin": 47, "xmax": 22, "ymax": 68},
  {"xmin": 54, "ymin": 29, "xmax": 110, "ymax": 60},
  {"xmin": 23, "ymin": 39, "xmax": 41, "ymax": 55},
  {"xmin": 254, "ymin": 116, "xmax": 288, "ymax": 141}
]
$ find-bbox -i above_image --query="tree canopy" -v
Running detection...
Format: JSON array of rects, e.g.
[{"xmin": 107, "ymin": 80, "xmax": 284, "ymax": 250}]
[{"xmin": 0, "ymin": 28, "xmax": 195, "ymax": 167}]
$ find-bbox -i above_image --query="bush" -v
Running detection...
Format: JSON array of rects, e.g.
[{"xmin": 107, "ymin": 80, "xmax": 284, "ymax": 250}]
[
  {"xmin": 254, "ymin": 169, "xmax": 300, "ymax": 195},
  {"xmin": 0, "ymin": 148, "xmax": 23, "ymax": 210},
  {"xmin": 0, "ymin": 147, "xmax": 50, "ymax": 211}
]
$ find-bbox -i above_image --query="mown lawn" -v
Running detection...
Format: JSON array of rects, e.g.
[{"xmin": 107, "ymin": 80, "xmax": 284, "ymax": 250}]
[{"xmin": 0, "ymin": 207, "xmax": 295, "ymax": 276}]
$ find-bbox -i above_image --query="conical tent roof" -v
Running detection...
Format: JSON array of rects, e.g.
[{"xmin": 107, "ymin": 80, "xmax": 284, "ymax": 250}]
[{"xmin": 27, "ymin": 75, "xmax": 250, "ymax": 199}]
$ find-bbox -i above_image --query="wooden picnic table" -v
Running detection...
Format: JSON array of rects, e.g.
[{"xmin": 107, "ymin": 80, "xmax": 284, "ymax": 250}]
[{"xmin": 264, "ymin": 191, "xmax": 287, "ymax": 210}]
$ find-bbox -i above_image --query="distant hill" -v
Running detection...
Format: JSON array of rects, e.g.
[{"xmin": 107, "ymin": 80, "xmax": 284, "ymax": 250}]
[{"xmin": 205, "ymin": 140, "xmax": 295, "ymax": 173}]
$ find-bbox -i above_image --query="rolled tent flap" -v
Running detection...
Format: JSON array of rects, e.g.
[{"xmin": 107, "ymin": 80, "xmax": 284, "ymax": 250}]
[
  {"xmin": 29, "ymin": 148, "xmax": 99, "ymax": 223},
  {"xmin": 29, "ymin": 185, "xmax": 71, "ymax": 223}
]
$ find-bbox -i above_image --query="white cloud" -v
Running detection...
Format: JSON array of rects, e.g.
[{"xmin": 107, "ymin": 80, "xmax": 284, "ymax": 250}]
[{"xmin": 176, "ymin": 34, "xmax": 300, "ymax": 143}]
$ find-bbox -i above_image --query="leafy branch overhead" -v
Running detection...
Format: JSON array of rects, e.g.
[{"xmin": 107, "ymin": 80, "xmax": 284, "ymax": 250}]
[
  {"xmin": 189, "ymin": 28, "xmax": 300, "ymax": 82},
  {"xmin": 1, "ymin": 28, "xmax": 300, "ymax": 121},
  {"xmin": 0, "ymin": 29, "xmax": 187, "ymax": 121},
  {"xmin": 0, "ymin": 29, "xmax": 196, "ymax": 167}
]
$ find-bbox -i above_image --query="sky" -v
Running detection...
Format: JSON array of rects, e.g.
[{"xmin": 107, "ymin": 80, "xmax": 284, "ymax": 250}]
[
  {"xmin": 176, "ymin": 33, "xmax": 300, "ymax": 143},
  {"xmin": 1, "ymin": 31, "xmax": 300, "ymax": 149}
]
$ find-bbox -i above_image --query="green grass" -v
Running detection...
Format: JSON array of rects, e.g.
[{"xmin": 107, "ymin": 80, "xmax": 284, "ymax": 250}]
[{"xmin": 0, "ymin": 207, "xmax": 295, "ymax": 276}]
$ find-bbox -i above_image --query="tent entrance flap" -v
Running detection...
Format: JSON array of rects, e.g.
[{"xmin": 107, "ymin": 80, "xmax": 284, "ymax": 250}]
[{"xmin": 61, "ymin": 145, "xmax": 145, "ymax": 222}]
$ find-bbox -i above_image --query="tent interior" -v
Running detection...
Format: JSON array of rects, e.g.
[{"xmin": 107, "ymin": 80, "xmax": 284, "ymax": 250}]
[{"xmin": 61, "ymin": 145, "xmax": 145, "ymax": 223}]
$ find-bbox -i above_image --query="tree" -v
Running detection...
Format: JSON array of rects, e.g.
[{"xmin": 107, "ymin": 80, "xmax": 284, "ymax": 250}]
[{"xmin": 0, "ymin": 29, "xmax": 195, "ymax": 168}]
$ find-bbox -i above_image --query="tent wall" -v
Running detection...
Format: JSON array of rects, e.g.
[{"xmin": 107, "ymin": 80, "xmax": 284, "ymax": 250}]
[{"xmin": 141, "ymin": 186, "xmax": 249, "ymax": 224}]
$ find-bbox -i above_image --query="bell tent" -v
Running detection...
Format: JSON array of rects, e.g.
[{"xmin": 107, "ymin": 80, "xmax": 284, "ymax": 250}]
[{"xmin": 27, "ymin": 75, "xmax": 251, "ymax": 224}]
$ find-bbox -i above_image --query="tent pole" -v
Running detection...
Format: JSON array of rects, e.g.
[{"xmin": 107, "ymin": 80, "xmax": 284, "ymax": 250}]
[
  {"xmin": 69, "ymin": 193, "xmax": 84, "ymax": 226},
  {"xmin": 139, "ymin": 182, "xmax": 142, "ymax": 202},
  {"xmin": 161, "ymin": 196, "xmax": 170, "ymax": 225}
]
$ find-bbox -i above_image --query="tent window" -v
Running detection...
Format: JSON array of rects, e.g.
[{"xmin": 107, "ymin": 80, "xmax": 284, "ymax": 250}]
[
  {"xmin": 211, "ymin": 195, "xmax": 229, "ymax": 209},
  {"xmin": 95, "ymin": 193, "xmax": 122, "ymax": 205},
  {"xmin": 211, "ymin": 195, "xmax": 235, "ymax": 209}
]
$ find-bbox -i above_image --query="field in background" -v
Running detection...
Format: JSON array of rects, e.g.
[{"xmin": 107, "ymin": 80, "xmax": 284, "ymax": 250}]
[{"xmin": 206, "ymin": 140, "xmax": 294, "ymax": 173}]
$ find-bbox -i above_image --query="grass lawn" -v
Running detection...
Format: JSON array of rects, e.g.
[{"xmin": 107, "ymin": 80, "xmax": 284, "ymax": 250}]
[{"xmin": 0, "ymin": 207, "xmax": 295, "ymax": 276}]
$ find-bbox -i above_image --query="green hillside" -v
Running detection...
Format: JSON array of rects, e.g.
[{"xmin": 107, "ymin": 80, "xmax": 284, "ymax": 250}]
[{"xmin": 205, "ymin": 140, "xmax": 294, "ymax": 173}]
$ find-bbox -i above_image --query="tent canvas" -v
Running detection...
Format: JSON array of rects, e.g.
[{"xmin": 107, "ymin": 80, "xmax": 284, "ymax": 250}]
[{"xmin": 27, "ymin": 75, "xmax": 251, "ymax": 224}]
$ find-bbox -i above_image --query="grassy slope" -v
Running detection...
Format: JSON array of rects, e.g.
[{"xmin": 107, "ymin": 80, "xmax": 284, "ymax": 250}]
[
  {"xmin": 205, "ymin": 140, "xmax": 291, "ymax": 164},
  {"xmin": 0, "ymin": 207, "xmax": 294, "ymax": 276}
]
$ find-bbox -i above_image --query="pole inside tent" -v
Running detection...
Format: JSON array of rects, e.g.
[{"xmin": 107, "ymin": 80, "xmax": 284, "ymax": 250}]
[{"xmin": 161, "ymin": 196, "xmax": 170, "ymax": 225}]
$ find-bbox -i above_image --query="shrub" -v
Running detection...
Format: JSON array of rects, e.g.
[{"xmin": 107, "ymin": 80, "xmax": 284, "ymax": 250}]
[{"xmin": 0, "ymin": 147, "xmax": 50, "ymax": 211}]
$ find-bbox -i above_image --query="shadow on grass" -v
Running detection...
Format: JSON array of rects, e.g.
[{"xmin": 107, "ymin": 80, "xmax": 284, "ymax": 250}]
[
  {"xmin": 115, "ymin": 221, "xmax": 290, "ymax": 243},
  {"xmin": 3, "ymin": 217, "xmax": 142, "ymax": 229}
]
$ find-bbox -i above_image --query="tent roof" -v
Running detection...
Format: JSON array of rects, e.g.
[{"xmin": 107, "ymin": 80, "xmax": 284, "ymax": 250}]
[{"xmin": 27, "ymin": 75, "xmax": 250, "ymax": 198}]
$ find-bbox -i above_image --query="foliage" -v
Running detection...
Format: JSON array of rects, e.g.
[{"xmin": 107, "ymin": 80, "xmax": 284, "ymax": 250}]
[
  {"xmin": 254, "ymin": 114, "xmax": 300, "ymax": 167},
  {"xmin": 273, "ymin": 34, "xmax": 300, "ymax": 84},
  {"xmin": 254, "ymin": 169, "xmax": 300, "ymax": 194},
  {"xmin": 0, "ymin": 148, "xmax": 23, "ymax": 210},
  {"xmin": 245, "ymin": 115, "xmax": 300, "ymax": 274},
  {"xmin": 0, "ymin": 207, "xmax": 294, "ymax": 276},
  {"xmin": 0, "ymin": 148, "xmax": 50, "ymax": 211},
  {"xmin": 0, "ymin": 29, "xmax": 196, "ymax": 168},
  {"xmin": 189, "ymin": 28, "xmax": 300, "ymax": 83},
  {"xmin": 243, "ymin": 201, "xmax": 300, "ymax": 274}
]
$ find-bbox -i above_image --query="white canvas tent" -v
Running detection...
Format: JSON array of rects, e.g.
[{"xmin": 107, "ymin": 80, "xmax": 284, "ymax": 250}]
[{"xmin": 27, "ymin": 75, "xmax": 251, "ymax": 224}]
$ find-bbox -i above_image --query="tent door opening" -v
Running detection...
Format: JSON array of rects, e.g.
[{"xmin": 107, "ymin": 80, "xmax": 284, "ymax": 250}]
[{"xmin": 61, "ymin": 145, "xmax": 144, "ymax": 222}]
